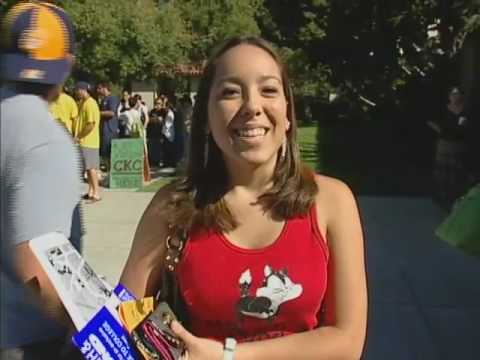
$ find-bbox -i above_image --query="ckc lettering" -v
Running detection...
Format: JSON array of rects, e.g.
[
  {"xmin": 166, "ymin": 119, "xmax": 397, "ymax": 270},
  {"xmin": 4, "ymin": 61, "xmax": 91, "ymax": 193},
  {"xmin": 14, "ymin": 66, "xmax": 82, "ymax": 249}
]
[{"xmin": 113, "ymin": 159, "xmax": 142, "ymax": 172}]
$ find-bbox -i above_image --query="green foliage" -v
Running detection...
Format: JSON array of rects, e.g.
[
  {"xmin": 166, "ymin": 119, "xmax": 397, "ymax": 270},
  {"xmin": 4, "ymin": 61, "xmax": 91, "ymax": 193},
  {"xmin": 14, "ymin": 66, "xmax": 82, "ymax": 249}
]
[
  {"xmin": 261, "ymin": 0, "xmax": 480, "ymax": 114},
  {"xmin": 258, "ymin": 0, "xmax": 333, "ymax": 100},
  {"xmin": 176, "ymin": 0, "xmax": 263, "ymax": 61},
  {"xmin": 279, "ymin": 47, "xmax": 332, "ymax": 100},
  {"xmin": 58, "ymin": 0, "xmax": 188, "ymax": 84},
  {"xmin": 37, "ymin": 0, "xmax": 264, "ymax": 85}
]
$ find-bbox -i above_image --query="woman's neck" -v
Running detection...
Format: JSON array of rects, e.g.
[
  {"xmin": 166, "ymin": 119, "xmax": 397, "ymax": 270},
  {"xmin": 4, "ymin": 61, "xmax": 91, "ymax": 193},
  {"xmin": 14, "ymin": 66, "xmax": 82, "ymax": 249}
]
[{"xmin": 224, "ymin": 156, "xmax": 277, "ymax": 196}]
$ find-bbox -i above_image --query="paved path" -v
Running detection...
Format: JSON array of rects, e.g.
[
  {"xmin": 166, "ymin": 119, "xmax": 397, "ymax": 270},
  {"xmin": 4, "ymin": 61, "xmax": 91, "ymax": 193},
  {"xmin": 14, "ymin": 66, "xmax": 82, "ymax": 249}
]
[
  {"xmin": 360, "ymin": 197, "xmax": 480, "ymax": 360},
  {"xmin": 82, "ymin": 189, "xmax": 154, "ymax": 284},
  {"xmin": 82, "ymin": 190, "xmax": 480, "ymax": 359}
]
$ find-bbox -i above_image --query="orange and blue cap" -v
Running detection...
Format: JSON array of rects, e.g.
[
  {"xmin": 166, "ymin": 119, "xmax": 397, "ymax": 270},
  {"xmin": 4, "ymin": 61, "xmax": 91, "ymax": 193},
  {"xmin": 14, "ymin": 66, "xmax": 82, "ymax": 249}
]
[{"xmin": 0, "ymin": 1, "xmax": 75, "ymax": 85}]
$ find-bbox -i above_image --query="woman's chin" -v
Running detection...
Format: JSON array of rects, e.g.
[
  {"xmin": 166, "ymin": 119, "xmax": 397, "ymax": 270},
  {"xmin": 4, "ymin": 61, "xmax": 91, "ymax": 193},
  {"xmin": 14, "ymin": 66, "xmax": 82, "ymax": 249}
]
[{"xmin": 232, "ymin": 151, "xmax": 278, "ymax": 168}]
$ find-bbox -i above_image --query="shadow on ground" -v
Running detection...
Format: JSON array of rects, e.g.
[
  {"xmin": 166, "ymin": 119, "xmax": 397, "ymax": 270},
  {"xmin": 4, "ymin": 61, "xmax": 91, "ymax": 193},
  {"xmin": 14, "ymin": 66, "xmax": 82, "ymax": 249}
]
[{"xmin": 360, "ymin": 197, "xmax": 480, "ymax": 360}]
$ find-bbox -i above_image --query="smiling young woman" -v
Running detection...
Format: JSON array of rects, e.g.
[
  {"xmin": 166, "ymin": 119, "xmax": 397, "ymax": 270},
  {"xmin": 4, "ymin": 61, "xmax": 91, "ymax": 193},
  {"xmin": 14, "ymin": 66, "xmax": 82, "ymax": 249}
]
[{"xmin": 120, "ymin": 36, "xmax": 367, "ymax": 360}]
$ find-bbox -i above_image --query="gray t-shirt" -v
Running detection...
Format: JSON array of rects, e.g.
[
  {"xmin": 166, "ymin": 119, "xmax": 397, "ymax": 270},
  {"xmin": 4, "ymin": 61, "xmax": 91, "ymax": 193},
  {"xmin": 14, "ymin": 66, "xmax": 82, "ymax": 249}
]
[{"xmin": 0, "ymin": 86, "xmax": 84, "ymax": 348}]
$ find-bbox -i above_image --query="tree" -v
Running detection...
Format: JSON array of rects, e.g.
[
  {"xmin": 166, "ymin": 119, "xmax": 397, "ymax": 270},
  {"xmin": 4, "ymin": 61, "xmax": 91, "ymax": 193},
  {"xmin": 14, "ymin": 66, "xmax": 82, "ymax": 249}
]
[
  {"xmin": 174, "ymin": 0, "xmax": 263, "ymax": 61},
  {"xmin": 58, "ymin": 0, "xmax": 189, "ymax": 84},
  {"xmin": 261, "ymin": 0, "xmax": 480, "ymax": 112}
]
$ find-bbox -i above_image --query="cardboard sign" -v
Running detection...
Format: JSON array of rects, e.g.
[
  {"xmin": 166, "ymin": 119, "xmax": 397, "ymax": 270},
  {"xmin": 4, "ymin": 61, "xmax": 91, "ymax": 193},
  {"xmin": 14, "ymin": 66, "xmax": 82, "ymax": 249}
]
[{"xmin": 109, "ymin": 139, "xmax": 144, "ymax": 189}]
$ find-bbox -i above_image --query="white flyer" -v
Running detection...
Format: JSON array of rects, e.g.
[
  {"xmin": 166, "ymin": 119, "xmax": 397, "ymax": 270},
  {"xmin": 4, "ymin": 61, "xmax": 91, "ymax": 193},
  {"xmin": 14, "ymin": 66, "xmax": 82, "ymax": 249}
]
[{"xmin": 29, "ymin": 232, "xmax": 114, "ymax": 330}]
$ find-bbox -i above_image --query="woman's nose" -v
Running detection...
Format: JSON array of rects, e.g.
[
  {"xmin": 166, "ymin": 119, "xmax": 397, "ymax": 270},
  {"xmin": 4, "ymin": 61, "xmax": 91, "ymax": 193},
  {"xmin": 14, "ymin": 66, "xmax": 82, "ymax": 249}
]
[{"xmin": 241, "ymin": 92, "xmax": 262, "ymax": 118}]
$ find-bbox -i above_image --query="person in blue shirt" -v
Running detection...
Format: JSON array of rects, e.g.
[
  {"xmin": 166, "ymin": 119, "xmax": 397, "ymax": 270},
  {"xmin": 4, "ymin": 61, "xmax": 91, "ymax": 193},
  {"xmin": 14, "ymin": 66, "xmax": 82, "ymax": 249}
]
[
  {"xmin": 96, "ymin": 82, "xmax": 120, "ymax": 173},
  {"xmin": 1, "ymin": 2, "xmax": 84, "ymax": 359}
]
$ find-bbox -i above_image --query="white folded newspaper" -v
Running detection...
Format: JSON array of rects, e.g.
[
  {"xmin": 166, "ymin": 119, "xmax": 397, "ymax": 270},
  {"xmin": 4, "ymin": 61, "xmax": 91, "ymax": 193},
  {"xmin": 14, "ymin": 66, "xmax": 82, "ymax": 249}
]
[{"xmin": 29, "ymin": 232, "xmax": 114, "ymax": 330}]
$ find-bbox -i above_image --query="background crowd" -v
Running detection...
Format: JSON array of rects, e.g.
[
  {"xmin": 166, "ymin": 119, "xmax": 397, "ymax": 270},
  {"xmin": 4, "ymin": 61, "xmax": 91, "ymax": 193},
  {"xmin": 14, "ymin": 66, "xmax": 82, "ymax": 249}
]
[{"xmin": 49, "ymin": 82, "xmax": 194, "ymax": 202}]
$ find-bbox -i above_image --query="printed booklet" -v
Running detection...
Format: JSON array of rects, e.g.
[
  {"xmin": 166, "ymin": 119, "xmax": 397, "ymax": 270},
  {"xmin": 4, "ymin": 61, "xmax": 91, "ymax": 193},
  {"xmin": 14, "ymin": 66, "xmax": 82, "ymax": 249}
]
[{"xmin": 29, "ymin": 232, "xmax": 113, "ymax": 329}]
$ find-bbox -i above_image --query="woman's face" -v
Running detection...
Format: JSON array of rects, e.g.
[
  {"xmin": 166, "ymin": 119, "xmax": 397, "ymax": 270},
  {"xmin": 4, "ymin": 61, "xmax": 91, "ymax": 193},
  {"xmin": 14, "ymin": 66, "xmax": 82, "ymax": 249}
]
[{"xmin": 207, "ymin": 44, "xmax": 289, "ymax": 168}]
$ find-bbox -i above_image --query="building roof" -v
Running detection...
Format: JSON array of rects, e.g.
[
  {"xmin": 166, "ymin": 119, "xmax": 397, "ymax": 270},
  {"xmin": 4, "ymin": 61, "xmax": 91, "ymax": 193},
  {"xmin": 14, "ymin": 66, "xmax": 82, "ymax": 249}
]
[{"xmin": 155, "ymin": 62, "xmax": 205, "ymax": 77}]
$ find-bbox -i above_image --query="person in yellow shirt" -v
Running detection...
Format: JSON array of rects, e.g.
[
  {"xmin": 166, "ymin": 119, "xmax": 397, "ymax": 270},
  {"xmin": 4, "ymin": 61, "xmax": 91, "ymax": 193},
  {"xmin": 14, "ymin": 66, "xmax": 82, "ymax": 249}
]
[
  {"xmin": 74, "ymin": 82, "xmax": 101, "ymax": 202},
  {"xmin": 49, "ymin": 90, "xmax": 79, "ymax": 135}
]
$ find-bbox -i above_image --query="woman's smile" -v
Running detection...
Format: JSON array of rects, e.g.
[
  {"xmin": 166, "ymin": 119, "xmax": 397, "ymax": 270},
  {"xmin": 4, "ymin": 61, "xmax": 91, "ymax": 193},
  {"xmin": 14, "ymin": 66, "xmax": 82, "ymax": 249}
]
[{"xmin": 233, "ymin": 127, "xmax": 268, "ymax": 138}]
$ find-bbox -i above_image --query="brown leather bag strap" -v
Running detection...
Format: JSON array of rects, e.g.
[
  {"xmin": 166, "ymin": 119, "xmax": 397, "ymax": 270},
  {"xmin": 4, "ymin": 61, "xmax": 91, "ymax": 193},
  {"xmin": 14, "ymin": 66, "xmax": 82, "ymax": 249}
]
[
  {"xmin": 160, "ymin": 226, "xmax": 190, "ymax": 325},
  {"xmin": 164, "ymin": 226, "xmax": 187, "ymax": 272}
]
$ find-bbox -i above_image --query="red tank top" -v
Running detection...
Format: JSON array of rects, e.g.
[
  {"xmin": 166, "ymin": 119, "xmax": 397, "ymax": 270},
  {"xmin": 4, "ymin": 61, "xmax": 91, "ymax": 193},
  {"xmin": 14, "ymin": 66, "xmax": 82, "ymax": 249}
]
[{"xmin": 176, "ymin": 205, "xmax": 329, "ymax": 342}]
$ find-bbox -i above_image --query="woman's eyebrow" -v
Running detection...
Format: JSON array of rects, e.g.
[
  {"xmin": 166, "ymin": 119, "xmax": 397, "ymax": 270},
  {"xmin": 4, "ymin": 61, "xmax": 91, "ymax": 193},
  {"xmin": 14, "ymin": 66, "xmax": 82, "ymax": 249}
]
[
  {"xmin": 258, "ymin": 75, "xmax": 282, "ymax": 83},
  {"xmin": 215, "ymin": 75, "xmax": 282, "ymax": 85},
  {"xmin": 215, "ymin": 76, "xmax": 243, "ymax": 84}
]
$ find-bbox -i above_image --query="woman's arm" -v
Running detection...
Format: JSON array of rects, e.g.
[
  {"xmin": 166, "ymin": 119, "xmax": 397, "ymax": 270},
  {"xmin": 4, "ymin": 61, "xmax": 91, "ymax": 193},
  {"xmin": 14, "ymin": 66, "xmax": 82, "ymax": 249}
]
[
  {"xmin": 173, "ymin": 176, "xmax": 368, "ymax": 360},
  {"xmin": 119, "ymin": 188, "xmax": 171, "ymax": 298}
]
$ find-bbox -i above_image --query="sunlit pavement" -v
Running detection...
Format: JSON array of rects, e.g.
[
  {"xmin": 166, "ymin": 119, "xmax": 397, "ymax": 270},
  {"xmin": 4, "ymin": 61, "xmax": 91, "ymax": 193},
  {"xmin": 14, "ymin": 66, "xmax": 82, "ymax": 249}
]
[{"xmin": 81, "ymin": 187, "xmax": 154, "ymax": 284}]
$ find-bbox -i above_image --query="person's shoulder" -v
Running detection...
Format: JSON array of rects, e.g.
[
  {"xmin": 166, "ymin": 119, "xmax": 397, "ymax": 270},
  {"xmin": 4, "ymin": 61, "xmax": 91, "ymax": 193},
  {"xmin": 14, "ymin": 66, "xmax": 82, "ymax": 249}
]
[
  {"xmin": 140, "ymin": 180, "xmax": 187, "ymax": 232},
  {"xmin": 313, "ymin": 173, "xmax": 353, "ymax": 198},
  {"xmin": 313, "ymin": 174, "xmax": 357, "ymax": 220},
  {"xmin": 107, "ymin": 94, "xmax": 120, "ymax": 105},
  {"xmin": 3, "ymin": 93, "xmax": 46, "ymax": 112},
  {"xmin": 2, "ymin": 94, "xmax": 54, "ymax": 137},
  {"xmin": 88, "ymin": 96, "xmax": 99, "ymax": 105},
  {"xmin": 64, "ymin": 93, "xmax": 76, "ymax": 103},
  {"xmin": 86, "ymin": 97, "xmax": 100, "ymax": 111},
  {"xmin": 61, "ymin": 93, "xmax": 77, "ymax": 109}
]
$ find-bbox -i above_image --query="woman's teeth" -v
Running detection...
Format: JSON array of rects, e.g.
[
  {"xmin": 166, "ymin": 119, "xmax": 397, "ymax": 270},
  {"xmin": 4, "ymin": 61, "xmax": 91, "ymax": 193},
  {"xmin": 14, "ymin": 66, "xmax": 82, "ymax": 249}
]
[{"xmin": 234, "ymin": 128, "xmax": 267, "ymax": 137}]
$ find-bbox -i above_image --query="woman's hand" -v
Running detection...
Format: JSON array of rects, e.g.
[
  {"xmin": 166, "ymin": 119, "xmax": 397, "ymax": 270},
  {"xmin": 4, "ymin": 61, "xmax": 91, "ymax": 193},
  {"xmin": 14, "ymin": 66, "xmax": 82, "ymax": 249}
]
[{"xmin": 171, "ymin": 321, "xmax": 224, "ymax": 360}]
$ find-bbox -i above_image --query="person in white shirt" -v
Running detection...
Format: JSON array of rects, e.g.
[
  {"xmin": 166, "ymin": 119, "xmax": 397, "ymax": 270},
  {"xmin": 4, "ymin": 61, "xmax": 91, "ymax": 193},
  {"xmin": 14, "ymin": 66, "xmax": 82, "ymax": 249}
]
[
  {"xmin": 161, "ymin": 98, "xmax": 176, "ymax": 168},
  {"xmin": 118, "ymin": 97, "xmax": 144, "ymax": 138},
  {"xmin": 133, "ymin": 94, "xmax": 150, "ymax": 130}
]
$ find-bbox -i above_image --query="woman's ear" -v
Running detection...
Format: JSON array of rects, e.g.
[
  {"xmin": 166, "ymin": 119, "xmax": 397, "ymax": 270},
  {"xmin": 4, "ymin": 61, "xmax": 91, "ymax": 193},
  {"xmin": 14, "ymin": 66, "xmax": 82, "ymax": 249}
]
[{"xmin": 286, "ymin": 119, "xmax": 291, "ymax": 131}]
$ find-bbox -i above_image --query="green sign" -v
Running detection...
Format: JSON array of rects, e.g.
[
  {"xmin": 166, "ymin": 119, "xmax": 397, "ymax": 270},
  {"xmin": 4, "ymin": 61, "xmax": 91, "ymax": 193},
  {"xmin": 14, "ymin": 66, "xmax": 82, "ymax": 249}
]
[{"xmin": 109, "ymin": 138, "xmax": 144, "ymax": 189}]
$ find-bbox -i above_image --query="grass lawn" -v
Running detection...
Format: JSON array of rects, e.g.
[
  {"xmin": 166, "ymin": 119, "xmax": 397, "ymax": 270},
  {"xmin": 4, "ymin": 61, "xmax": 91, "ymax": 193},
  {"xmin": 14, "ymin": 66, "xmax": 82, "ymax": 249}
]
[
  {"xmin": 297, "ymin": 123, "xmax": 321, "ymax": 171},
  {"xmin": 138, "ymin": 124, "xmax": 321, "ymax": 192},
  {"xmin": 138, "ymin": 175, "xmax": 175, "ymax": 192}
]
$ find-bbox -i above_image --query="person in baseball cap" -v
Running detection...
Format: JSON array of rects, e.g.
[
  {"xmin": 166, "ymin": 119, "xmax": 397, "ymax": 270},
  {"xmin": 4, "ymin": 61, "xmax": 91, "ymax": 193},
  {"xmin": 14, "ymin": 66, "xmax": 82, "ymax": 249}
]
[
  {"xmin": 74, "ymin": 81, "xmax": 91, "ymax": 92},
  {"xmin": 1, "ymin": 0, "xmax": 76, "ymax": 85},
  {"xmin": 1, "ymin": 2, "xmax": 84, "ymax": 359}
]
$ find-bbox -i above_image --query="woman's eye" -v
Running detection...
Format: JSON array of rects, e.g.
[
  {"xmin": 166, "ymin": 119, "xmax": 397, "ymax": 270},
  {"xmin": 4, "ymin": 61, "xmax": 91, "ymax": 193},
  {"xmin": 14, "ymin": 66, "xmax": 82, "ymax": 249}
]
[
  {"xmin": 221, "ymin": 88, "xmax": 239, "ymax": 97},
  {"xmin": 262, "ymin": 87, "xmax": 279, "ymax": 95}
]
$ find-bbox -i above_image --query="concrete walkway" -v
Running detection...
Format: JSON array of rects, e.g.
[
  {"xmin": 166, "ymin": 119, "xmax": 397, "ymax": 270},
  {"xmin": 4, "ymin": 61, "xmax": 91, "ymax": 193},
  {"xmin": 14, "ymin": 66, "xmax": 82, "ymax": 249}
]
[{"xmin": 82, "ymin": 189, "xmax": 154, "ymax": 284}]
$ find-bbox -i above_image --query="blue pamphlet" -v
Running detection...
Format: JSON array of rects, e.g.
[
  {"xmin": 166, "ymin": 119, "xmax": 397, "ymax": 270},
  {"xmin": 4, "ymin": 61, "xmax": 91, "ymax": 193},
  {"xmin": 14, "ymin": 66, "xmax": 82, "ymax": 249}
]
[{"xmin": 73, "ymin": 284, "xmax": 140, "ymax": 360}]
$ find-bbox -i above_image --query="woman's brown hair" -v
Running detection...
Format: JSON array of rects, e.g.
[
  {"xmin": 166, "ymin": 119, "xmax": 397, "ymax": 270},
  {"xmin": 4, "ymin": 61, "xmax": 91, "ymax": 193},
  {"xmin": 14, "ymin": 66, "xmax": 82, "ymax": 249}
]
[{"xmin": 164, "ymin": 36, "xmax": 318, "ymax": 232}]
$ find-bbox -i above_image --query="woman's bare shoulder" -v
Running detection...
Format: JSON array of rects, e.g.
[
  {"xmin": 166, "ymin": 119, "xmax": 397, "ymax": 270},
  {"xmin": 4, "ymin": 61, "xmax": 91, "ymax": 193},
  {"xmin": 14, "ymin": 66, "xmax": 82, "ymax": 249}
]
[
  {"xmin": 314, "ymin": 173, "xmax": 353, "ymax": 198},
  {"xmin": 313, "ymin": 174, "xmax": 357, "ymax": 223}
]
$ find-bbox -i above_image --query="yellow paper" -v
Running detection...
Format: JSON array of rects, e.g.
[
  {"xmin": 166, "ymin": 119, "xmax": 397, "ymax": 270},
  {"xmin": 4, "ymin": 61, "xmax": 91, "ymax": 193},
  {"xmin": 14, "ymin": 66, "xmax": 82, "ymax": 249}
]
[{"xmin": 118, "ymin": 297, "xmax": 155, "ymax": 333}]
